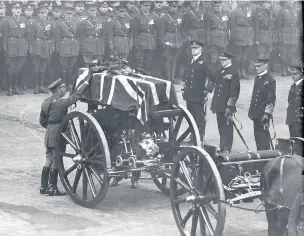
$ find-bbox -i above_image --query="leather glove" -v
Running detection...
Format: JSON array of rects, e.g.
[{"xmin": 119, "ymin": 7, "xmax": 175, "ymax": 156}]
[
  {"xmin": 225, "ymin": 107, "xmax": 233, "ymax": 119},
  {"xmin": 261, "ymin": 114, "xmax": 270, "ymax": 129}
]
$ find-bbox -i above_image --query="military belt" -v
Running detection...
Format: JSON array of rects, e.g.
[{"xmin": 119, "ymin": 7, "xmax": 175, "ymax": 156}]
[{"xmin": 48, "ymin": 120, "xmax": 61, "ymax": 125}]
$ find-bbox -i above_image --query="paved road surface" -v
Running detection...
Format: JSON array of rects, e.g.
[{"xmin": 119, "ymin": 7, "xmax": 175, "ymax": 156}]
[{"xmin": 0, "ymin": 72, "xmax": 293, "ymax": 236}]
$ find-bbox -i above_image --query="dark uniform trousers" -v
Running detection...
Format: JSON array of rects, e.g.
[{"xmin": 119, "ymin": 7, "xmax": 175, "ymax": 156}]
[
  {"xmin": 183, "ymin": 55, "xmax": 216, "ymax": 142},
  {"xmin": 286, "ymin": 81, "xmax": 304, "ymax": 138},
  {"xmin": 248, "ymin": 72, "xmax": 276, "ymax": 150},
  {"xmin": 210, "ymin": 64, "xmax": 240, "ymax": 153},
  {"xmin": 0, "ymin": 52, "xmax": 7, "ymax": 90},
  {"xmin": 7, "ymin": 57, "xmax": 26, "ymax": 90}
]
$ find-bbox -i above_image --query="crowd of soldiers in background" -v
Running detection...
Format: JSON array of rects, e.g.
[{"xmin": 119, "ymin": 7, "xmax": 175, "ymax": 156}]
[{"xmin": 0, "ymin": 0, "xmax": 302, "ymax": 96}]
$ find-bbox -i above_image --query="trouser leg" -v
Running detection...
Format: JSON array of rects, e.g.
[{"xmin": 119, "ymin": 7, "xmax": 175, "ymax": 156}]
[
  {"xmin": 216, "ymin": 112, "xmax": 233, "ymax": 153},
  {"xmin": 186, "ymin": 101, "xmax": 206, "ymax": 144},
  {"xmin": 253, "ymin": 119, "xmax": 271, "ymax": 150},
  {"xmin": 33, "ymin": 55, "xmax": 40, "ymax": 93},
  {"xmin": 40, "ymin": 166, "xmax": 50, "ymax": 194}
]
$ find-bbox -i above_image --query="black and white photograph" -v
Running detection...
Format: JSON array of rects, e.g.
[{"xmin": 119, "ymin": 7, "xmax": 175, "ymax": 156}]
[{"xmin": 0, "ymin": 0, "xmax": 303, "ymax": 235}]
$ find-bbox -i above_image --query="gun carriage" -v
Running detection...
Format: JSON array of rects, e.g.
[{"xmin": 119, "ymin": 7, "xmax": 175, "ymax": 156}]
[{"xmin": 55, "ymin": 60, "xmax": 303, "ymax": 236}]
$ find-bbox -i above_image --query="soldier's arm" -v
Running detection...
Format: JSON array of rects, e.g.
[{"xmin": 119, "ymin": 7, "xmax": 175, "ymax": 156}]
[
  {"xmin": 104, "ymin": 19, "xmax": 114, "ymax": 56},
  {"xmin": 27, "ymin": 20, "xmax": 35, "ymax": 53},
  {"xmin": 54, "ymin": 22, "xmax": 61, "ymax": 52},
  {"xmin": 253, "ymin": 5, "xmax": 260, "ymax": 44},
  {"xmin": 2, "ymin": 19, "xmax": 8, "ymax": 53},
  {"xmin": 287, "ymin": 192, "xmax": 302, "ymax": 236},
  {"xmin": 131, "ymin": 16, "xmax": 139, "ymax": 48},
  {"xmin": 78, "ymin": 20, "xmax": 85, "ymax": 53},
  {"xmin": 230, "ymin": 9, "xmax": 237, "ymax": 41},
  {"xmin": 181, "ymin": 10, "xmax": 189, "ymax": 41},
  {"xmin": 157, "ymin": 16, "xmax": 166, "ymax": 46},
  {"xmin": 204, "ymin": 63, "xmax": 216, "ymax": 93},
  {"xmin": 205, "ymin": 12, "xmax": 211, "ymax": 45},
  {"xmin": 276, "ymin": 9, "xmax": 283, "ymax": 43},
  {"xmin": 265, "ymin": 77, "xmax": 276, "ymax": 117},
  {"xmin": 227, "ymin": 72, "xmax": 241, "ymax": 109}
]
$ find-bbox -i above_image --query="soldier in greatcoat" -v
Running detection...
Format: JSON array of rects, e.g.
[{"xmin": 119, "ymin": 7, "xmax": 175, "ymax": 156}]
[
  {"xmin": 21, "ymin": 3, "xmax": 35, "ymax": 90},
  {"xmin": 79, "ymin": 4, "xmax": 112, "ymax": 66},
  {"xmin": 288, "ymin": 190, "xmax": 304, "ymax": 236},
  {"xmin": 55, "ymin": 6, "xmax": 80, "ymax": 91},
  {"xmin": 30, "ymin": 3, "xmax": 55, "ymax": 94},
  {"xmin": 276, "ymin": 1, "xmax": 302, "ymax": 76},
  {"xmin": 255, "ymin": 1, "xmax": 275, "ymax": 66},
  {"xmin": 286, "ymin": 66, "xmax": 304, "ymax": 138},
  {"xmin": 182, "ymin": 40, "xmax": 216, "ymax": 144},
  {"xmin": 0, "ymin": 2, "xmax": 6, "ymax": 91},
  {"xmin": 132, "ymin": 1, "xmax": 156, "ymax": 74},
  {"xmin": 2, "ymin": 2, "xmax": 30, "ymax": 96},
  {"xmin": 248, "ymin": 58, "xmax": 276, "ymax": 150},
  {"xmin": 206, "ymin": 1, "xmax": 229, "ymax": 69},
  {"xmin": 230, "ymin": 1, "xmax": 258, "ymax": 79},
  {"xmin": 110, "ymin": 5, "xmax": 131, "ymax": 60},
  {"xmin": 39, "ymin": 75, "xmax": 92, "ymax": 196},
  {"xmin": 210, "ymin": 52, "xmax": 240, "ymax": 153},
  {"xmin": 158, "ymin": 1, "xmax": 183, "ymax": 83}
]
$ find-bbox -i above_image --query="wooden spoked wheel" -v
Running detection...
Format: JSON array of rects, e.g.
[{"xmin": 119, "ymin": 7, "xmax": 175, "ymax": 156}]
[
  {"xmin": 152, "ymin": 105, "xmax": 201, "ymax": 196},
  {"xmin": 170, "ymin": 146, "xmax": 226, "ymax": 236},
  {"xmin": 55, "ymin": 111, "xmax": 111, "ymax": 208}
]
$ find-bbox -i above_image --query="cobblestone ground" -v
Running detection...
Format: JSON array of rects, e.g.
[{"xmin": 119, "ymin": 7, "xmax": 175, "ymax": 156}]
[{"xmin": 0, "ymin": 72, "xmax": 292, "ymax": 236}]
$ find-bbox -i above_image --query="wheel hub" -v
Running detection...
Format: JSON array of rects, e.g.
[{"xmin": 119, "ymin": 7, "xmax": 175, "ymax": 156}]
[{"xmin": 73, "ymin": 153, "xmax": 84, "ymax": 165}]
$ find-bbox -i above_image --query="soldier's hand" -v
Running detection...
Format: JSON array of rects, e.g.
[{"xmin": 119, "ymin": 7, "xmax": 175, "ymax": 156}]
[
  {"xmin": 255, "ymin": 41, "xmax": 260, "ymax": 45},
  {"xmin": 261, "ymin": 114, "xmax": 270, "ymax": 125},
  {"xmin": 224, "ymin": 107, "xmax": 233, "ymax": 119}
]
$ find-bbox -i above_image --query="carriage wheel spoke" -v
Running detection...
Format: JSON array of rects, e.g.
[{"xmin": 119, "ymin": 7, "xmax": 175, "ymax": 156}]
[
  {"xmin": 169, "ymin": 115, "xmax": 183, "ymax": 141},
  {"xmin": 59, "ymin": 152, "xmax": 75, "ymax": 158},
  {"xmin": 173, "ymin": 197, "xmax": 187, "ymax": 205},
  {"xmin": 176, "ymin": 128, "xmax": 191, "ymax": 145},
  {"xmin": 86, "ymin": 159, "xmax": 105, "ymax": 165},
  {"xmin": 179, "ymin": 161, "xmax": 194, "ymax": 189},
  {"xmin": 181, "ymin": 207, "xmax": 194, "ymax": 228},
  {"xmin": 199, "ymin": 207, "xmax": 214, "ymax": 235},
  {"xmin": 174, "ymin": 177, "xmax": 192, "ymax": 193},
  {"xmin": 63, "ymin": 164, "xmax": 77, "ymax": 178},
  {"xmin": 82, "ymin": 170, "xmax": 88, "ymax": 200},
  {"xmin": 87, "ymin": 143, "xmax": 101, "ymax": 157},
  {"xmin": 61, "ymin": 133, "xmax": 78, "ymax": 151},
  {"xmin": 84, "ymin": 127, "xmax": 92, "ymax": 152},
  {"xmin": 72, "ymin": 168, "xmax": 82, "ymax": 194},
  {"xmin": 191, "ymin": 208, "xmax": 199, "ymax": 236},
  {"xmin": 205, "ymin": 202, "xmax": 218, "ymax": 219},
  {"xmin": 199, "ymin": 212, "xmax": 206, "ymax": 235},
  {"xmin": 69, "ymin": 120, "xmax": 81, "ymax": 150},
  {"xmin": 88, "ymin": 165, "xmax": 103, "ymax": 186},
  {"xmin": 78, "ymin": 118, "xmax": 86, "ymax": 148},
  {"xmin": 84, "ymin": 166, "xmax": 97, "ymax": 198}
]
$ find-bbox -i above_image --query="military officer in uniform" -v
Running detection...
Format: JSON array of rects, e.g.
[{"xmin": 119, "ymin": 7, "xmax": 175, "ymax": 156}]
[
  {"xmin": 256, "ymin": 1, "xmax": 275, "ymax": 63},
  {"xmin": 230, "ymin": 1, "xmax": 258, "ymax": 79},
  {"xmin": 182, "ymin": 40, "xmax": 216, "ymax": 143},
  {"xmin": 206, "ymin": 1, "xmax": 229, "ymax": 69},
  {"xmin": 2, "ymin": 2, "xmax": 29, "ymax": 96},
  {"xmin": 56, "ymin": 6, "xmax": 80, "ymax": 91},
  {"xmin": 111, "ymin": 5, "xmax": 131, "ymax": 60},
  {"xmin": 39, "ymin": 75, "xmax": 92, "ymax": 196},
  {"xmin": 30, "ymin": 3, "xmax": 55, "ymax": 94},
  {"xmin": 210, "ymin": 52, "xmax": 240, "ymax": 153},
  {"xmin": 0, "ymin": 1, "xmax": 6, "ymax": 91},
  {"xmin": 21, "ymin": 3, "xmax": 35, "ymax": 90},
  {"xmin": 248, "ymin": 58, "xmax": 276, "ymax": 150},
  {"xmin": 159, "ymin": 1, "xmax": 183, "ymax": 83},
  {"xmin": 286, "ymin": 66, "xmax": 304, "ymax": 138},
  {"xmin": 277, "ymin": 1, "xmax": 302, "ymax": 76},
  {"xmin": 132, "ymin": 1, "xmax": 156, "ymax": 74},
  {"xmin": 79, "ymin": 4, "xmax": 111, "ymax": 66}
]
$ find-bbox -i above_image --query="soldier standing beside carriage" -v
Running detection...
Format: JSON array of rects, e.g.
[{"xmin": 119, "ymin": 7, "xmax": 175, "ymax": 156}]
[
  {"xmin": 248, "ymin": 58, "xmax": 276, "ymax": 150},
  {"xmin": 0, "ymin": 1, "xmax": 6, "ymax": 91}
]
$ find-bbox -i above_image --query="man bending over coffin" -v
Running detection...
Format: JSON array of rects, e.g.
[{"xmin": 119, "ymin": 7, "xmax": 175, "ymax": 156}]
[{"xmin": 39, "ymin": 75, "xmax": 93, "ymax": 196}]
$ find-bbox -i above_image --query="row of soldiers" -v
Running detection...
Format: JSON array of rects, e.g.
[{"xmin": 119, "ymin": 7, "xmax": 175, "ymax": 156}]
[{"xmin": 0, "ymin": 0, "xmax": 302, "ymax": 96}]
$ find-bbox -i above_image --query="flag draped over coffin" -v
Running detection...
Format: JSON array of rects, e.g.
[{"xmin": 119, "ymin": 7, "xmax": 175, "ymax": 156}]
[{"xmin": 75, "ymin": 68, "xmax": 179, "ymax": 124}]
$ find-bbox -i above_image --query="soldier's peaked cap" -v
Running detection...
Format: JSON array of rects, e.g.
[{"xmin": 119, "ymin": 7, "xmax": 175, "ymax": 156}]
[
  {"xmin": 99, "ymin": 1, "xmax": 108, "ymax": 7},
  {"xmin": 254, "ymin": 58, "xmax": 270, "ymax": 65},
  {"xmin": 37, "ymin": 3, "xmax": 49, "ymax": 12},
  {"xmin": 219, "ymin": 51, "xmax": 235, "ymax": 59},
  {"xmin": 87, "ymin": 3, "xmax": 98, "ymax": 10},
  {"xmin": 190, "ymin": 41, "xmax": 204, "ymax": 47},
  {"xmin": 11, "ymin": 2, "xmax": 22, "ymax": 8},
  {"xmin": 64, "ymin": 6, "xmax": 75, "ymax": 13},
  {"xmin": 141, "ymin": 1, "xmax": 151, "ymax": 5},
  {"xmin": 48, "ymin": 78, "xmax": 63, "ymax": 91},
  {"xmin": 0, "ymin": 2, "xmax": 5, "ymax": 7},
  {"xmin": 23, "ymin": 3, "xmax": 34, "ymax": 10},
  {"xmin": 75, "ymin": 1, "xmax": 85, "ymax": 6},
  {"xmin": 168, "ymin": 1, "xmax": 179, "ymax": 6}
]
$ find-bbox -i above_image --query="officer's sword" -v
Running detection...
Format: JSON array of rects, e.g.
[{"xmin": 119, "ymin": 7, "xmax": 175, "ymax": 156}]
[{"xmin": 228, "ymin": 116, "xmax": 250, "ymax": 150}]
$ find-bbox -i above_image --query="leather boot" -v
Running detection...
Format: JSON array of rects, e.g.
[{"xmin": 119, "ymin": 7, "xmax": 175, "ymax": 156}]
[
  {"xmin": 40, "ymin": 166, "xmax": 50, "ymax": 194},
  {"xmin": 7, "ymin": 88, "xmax": 13, "ymax": 96},
  {"xmin": 48, "ymin": 168, "xmax": 67, "ymax": 196},
  {"xmin": 14, "ymin": 87, "xmax": 24, "ymax": 95}
]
